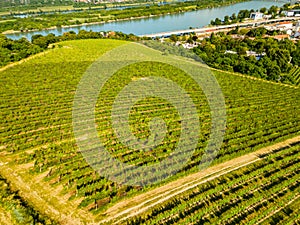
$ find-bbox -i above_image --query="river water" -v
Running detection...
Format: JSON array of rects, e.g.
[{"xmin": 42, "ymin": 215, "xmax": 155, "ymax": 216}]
[{"xmin": 5, "ymin": 0, "xmax": 285, "ymax": 40}]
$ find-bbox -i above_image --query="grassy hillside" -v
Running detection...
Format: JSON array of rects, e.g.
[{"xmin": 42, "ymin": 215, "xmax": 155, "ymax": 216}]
[{"xmin": 0, "ymin": 39, "xmax": 299, "ymax": 223}]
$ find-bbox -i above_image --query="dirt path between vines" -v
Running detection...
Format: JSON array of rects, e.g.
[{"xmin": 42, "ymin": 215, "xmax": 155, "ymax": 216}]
[
  {"xmin": 0, "ymin": 206, "xmax": 13, "ymax": 225},
  {"xmin": 100, "ymin": 135, "xmax": 300, "ymax": 224},
  {"xmin": 0, "ymin": 153, "xmax": 96, "ymax": 225}
]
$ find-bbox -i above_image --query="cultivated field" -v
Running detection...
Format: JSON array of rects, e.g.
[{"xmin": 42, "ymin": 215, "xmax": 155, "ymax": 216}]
[
  {"xmin": 123, "ymin": 139, "xmax": 300, "ymax": 225},
  {"xmin": 289, "ymin": 66, "xmax": 300, "ymax": 86},
  {"xmin": 0, "ymin": 39, "xmax": 299, "ymax": 224}
]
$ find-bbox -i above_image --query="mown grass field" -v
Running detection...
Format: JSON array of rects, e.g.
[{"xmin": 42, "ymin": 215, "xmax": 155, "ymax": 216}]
[{"xmin": 0, "ymin": 39, "xmax": 299, "ymax": 224}]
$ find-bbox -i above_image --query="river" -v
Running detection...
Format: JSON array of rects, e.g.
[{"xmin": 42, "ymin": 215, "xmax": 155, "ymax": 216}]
[{"xmin": 5, "ymin": 0, "xmax": 285, "ymax": 40}]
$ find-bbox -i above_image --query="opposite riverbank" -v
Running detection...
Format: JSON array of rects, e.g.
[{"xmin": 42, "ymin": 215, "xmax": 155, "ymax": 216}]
[{"xmin": 1, "ymin": 0, "xmax": 248, "ymax": 35}]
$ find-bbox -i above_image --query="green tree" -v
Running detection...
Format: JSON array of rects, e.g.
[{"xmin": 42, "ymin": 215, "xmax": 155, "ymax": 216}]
[
  {"xmin": 230, "ymin": 13, "xmax": 237, "ymax": 22},
  {"xmin": 169, "ymin": 34, "xmax": 178, "ymax": 42},
  {"xmin": 282, "ymin": 3, "xmax": 290, "ymax": 11},
  {"xmin": 292, "ymin": 49, "xmax": 300, "ymax": 66},
  {"xmin": 187, "ymin": 37, "xmax": 193, "ymax": 44},
  {"xmin": 192, "ymin": 35, "xmax": 198, "ymax": 42},
  {"xmin": 260, "ymin": 7, "xmax": 267, "ymax": 14},
  {"xmin": 260, "ymin": 56, "xmax": 281, "ymax": 81},
  {"xmin": 214, "ymin": 17, "xmax": 222, "ymax": 25},
  {"xmin": 224, "ymin": 15, "xmax": 230, "ymax": 25},
  {"xmin": 268, "ymin": 5, "xmax": 278, "ymax": 16}
]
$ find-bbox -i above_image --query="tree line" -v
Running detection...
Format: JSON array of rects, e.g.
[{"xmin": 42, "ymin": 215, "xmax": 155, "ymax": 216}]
[
  {"xmin": 0, "ymin": 34, "xmax": 43, "ymax": 67},
  {"xmin": 0, "ymin": 30, "xmax": 148, "ymax": 67}
]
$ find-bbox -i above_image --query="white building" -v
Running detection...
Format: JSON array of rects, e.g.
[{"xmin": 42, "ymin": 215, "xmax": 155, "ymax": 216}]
[
  {"xmin": 287, "ymin": 29, "xmax": 293, "ymax": 35},
  {"xmin": 263, "ymin": 15, "xmax": 272, "ymax": 20},
  {"xmin": 292, "ymin": 10, "xmax": 300, "ymax": 17},
  {"xmin": 283, "ymin": 11, "xmax": 294, "ymax": 17},
  {"xmin": 250, "ymin": 12, "xmax": 264, "ymax": 20},
  {"xmin": 225, "ymin": 50, "xmax": 237, "ymax": 54},
  {"xmin": 182, "ymin": 42, "xmax": 198, "ymax": 49}
]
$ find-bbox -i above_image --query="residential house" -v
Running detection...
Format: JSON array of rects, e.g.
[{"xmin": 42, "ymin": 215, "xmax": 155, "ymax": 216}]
[{"xmin": 276, "ymin": 21, "xmax": 293, "ymax": 30}]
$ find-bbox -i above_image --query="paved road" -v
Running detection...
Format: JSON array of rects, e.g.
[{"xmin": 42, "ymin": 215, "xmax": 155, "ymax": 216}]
[{"xmin": 142, "ymin": 17, "xmax": 298, "ymax": 38}]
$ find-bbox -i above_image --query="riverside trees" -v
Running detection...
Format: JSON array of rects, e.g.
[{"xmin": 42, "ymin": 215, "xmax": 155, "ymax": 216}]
[{"xmin": 193, "ymin": 31, "xmax": 297, "ymax": 84}]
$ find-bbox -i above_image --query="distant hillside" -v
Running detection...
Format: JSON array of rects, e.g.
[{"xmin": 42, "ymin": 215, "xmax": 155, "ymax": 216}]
[{"xmin": 0, "ymin": 0, "xmax": 73, "ymax": 8}]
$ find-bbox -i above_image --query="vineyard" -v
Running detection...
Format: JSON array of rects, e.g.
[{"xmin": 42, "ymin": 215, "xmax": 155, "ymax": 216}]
[
  {"xmin": 0, "ymin": 175, "xmax": 56, "ymax": 225},
  {"xmin": 289, "ymin": 66, "xmax": 300, "ymax": 86},
  {"xmin": 0, "ymin": 39, "xmax": 299, "ymax": 223},
  {"xmin": 124, "ymin": 141, "xmax": 300, "ymax": 225}
]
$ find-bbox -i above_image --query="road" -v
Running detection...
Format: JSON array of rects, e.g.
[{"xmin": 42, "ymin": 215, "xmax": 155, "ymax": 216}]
[{"xmin": 142, "ymin": 17, "xmax": 298, "ymax": 38}]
